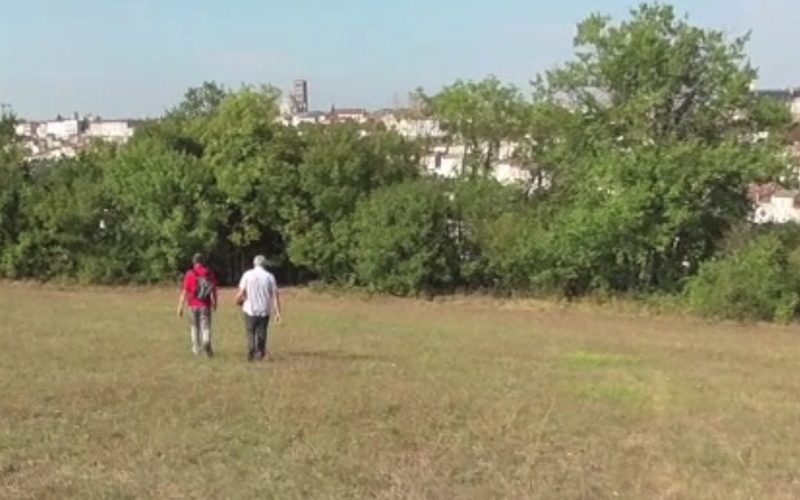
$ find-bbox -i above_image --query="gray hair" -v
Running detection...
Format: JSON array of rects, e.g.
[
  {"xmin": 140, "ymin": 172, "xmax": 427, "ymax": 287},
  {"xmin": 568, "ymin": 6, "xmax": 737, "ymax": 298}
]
[{"xmin": 253, "ymin": 255, "xmax": 267, "ymax": 268}]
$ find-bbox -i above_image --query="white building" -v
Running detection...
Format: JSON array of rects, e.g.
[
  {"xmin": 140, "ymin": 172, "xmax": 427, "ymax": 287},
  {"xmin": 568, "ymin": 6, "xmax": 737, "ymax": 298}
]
[
  {"xmin": 425, "ymin": 151, "xmax": 463, "ymax": 178},
  {"xmin": 42, "ymin": 145, "xmax": 77, "ymax": 160},
  {"xmin": 752, "ymin": 185, "xmax": 800, "ymax": 224},
  {"xmin": 38, "ymin": 119, "xmax": 82, "ymax": 140},
  {"xmin": 86, "ymin": 120, "xmax": 136, "ymax": 143},
  {"xmin": 291, "ymin": 111, "xmax": 328, "ymax": 127},
  {"xmin": 329, "ymin": 108, "xmax": 368, "ymax": 124},
  {"xmin": 378, "ymin": 113, "xmax": 444, "ymax": 139},
  {"xmin": 14, "ymin": 122, "xmax": 37, "ymax": 137},
  {"xmin": 494, "ymin": 159, "xmax": 533, "ymax": 185},
  {"xmin": 422, "ymin": 143, "xmax": 532, "ymax": 186},
  {"xmin": 13, "ymin": 116, "xmax": 139, "ymax": 160}
]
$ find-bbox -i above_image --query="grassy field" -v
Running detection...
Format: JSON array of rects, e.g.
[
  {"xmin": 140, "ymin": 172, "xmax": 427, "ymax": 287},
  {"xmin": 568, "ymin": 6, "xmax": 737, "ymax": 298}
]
[{"xmin": 2, "ymin": 283, "xmax": 800, "ymax": 499}]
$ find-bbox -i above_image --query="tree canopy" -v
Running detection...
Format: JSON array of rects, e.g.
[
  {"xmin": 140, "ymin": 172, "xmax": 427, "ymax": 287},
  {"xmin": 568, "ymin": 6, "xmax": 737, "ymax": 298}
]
[{"xmin": 0, "ymin": 4, "xmax": 797, "ymax": 320}]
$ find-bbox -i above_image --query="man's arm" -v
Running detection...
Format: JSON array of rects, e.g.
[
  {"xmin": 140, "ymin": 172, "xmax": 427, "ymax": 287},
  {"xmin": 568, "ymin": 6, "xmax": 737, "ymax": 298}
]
[
  {"xmin": 272, "ymin": 278, "xmax": 283, "ymax": 322},
  {"xmin": 178, "ymin": 272, "xmax": 190, "ymax": 317},
  {"xmin": 234, "ymin": 287, "xmax": 246, "ymax": 305},
  {"xmin": 235, "ymin": 272, "xmax": 247, "ymax": 305},
  {"xmin": 211, "ymin": 272, "xmax": 219, "ymax": 311},
  {"xmin": 273, "ymin": 289, "xmax": 283, "ymax": 322},
  {"xmin": 177, "ymin": 289, "xmax": 186, "ymax": 317}
]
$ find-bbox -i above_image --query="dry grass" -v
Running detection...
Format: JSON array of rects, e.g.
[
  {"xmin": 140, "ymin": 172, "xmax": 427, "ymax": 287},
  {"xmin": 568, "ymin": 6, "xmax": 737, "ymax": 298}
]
[{"xmin": 2, "ymin": 283, "xmax": 800, "ymax": 499}]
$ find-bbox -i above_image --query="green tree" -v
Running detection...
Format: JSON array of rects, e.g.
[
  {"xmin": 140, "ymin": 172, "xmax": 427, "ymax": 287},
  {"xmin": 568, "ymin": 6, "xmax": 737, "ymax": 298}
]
[
  {"xmin": 200, "ymin": 85, "xmax": 295, "ymax": 271},
  {"xmin": 169, "ymin": 81, "xmax": 229, "ymax": 121},
  {"xmin": 3, "ymin": 156, "xmax": 110, "ymax": 280},
  {"xmin": 0, "ymin": 112, "xmax": 28, "ymax": 276},
  {"xmin": 687, "ymin": 228, "xmax": 800, "ymax": 323},
  {"xmin": 0, "ymin": 109, "xmax": 16, "ymax": 143},
  {"xmin": 424, "ymin": 76, "xmax": 530, "ymax": 175},
  {"xmin": 286, "ymin": 124, "xmax": 420, "ymax": 282},
  {"xmin": 451, "ymin": 178, "xmax": 527, "ymax": 287},
  {"xmin": 519, "ymin": 3, "xmax": 790, "ymax": 294},
  {"xmin": 353, "ymin": 179, "xmax": 458, "ymax": 295},
  {"xmin": 540, "ymin": 3, "xmax": 780, "ymax": 145},
  {"xmin": 103, "ymin": 136, "xmax": 223, "ymax": 282}
]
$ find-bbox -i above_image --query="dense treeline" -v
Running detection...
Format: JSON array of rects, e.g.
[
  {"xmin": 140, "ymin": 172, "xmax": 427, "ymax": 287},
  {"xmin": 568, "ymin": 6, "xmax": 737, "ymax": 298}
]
[{"xmin": 1, "ymin": 4, "xmax": 798, "ymax": 321}]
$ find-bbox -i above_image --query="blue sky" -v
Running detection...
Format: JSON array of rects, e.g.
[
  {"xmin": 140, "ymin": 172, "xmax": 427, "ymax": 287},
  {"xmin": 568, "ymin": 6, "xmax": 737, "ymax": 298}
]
[{"xmin": 1, "ymin": 0, "xmax": 798, "ymax": 119}]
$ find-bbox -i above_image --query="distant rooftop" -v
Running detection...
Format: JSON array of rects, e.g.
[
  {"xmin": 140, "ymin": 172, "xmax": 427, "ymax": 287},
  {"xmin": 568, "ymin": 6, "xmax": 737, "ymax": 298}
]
[{"xmin": 331, "ymin": 107, "xmax": 367, "ymax": 115}]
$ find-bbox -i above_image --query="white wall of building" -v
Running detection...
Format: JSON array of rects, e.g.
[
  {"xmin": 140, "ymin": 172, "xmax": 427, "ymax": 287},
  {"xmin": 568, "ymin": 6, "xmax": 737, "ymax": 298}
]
[
  {"xmin": 792, "ymin": 98, "xmax": 800, "ymax": 122},
  {"xmin": 332, "ymin": 111, "xmax": 368, "ymax": 123},
  {"xmin": 14, "ymin": 118, "xmax": 138, "ymax": 159},
  {"xmin": 39, "ymin": 119, "xmax": 80, "ymax": 139},
  {"xmin": 86, "ymin": 121, "xmax": 135, "ymax": 142},
  {"xmin": 424, "ymin": 152, "xmax": 463, "ymax": 178},
  {"xmin": 753, "ymin": 192, "xmax": 800, "ymax": 223},
  {"xmin": 494, "ymin": 161, "xmax": 532, "ymax": 185},
  {"xmin": 423, "ymin": 145, "xmax": 533, "ymax": 186},
  {"xmin": 14, "ymin": 123, "xmax": 35, "ymax": 137},
  {"xmin": 41, "ymin": 145, "xmax": 77, "ymax": 160},
  {"xmin": 291, "ymin": 114, "xmax": 325, "ymax": 126},
  {"xmin": 384, "ymin": 117, "xmax": 444, "ymax": 139}
]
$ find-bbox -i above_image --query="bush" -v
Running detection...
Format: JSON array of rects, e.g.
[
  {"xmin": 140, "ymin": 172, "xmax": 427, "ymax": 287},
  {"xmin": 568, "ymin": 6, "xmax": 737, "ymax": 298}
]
[
  {"xmin": 686, "ymin": 231, "xmax": 800, "ymax": 323},
  {"xmin": 475, "ymin": 210, "xmax": 547, "ymax": 291},
  {"xmin": 352, "ymin": 179, "xmax": 458, "ymax": 295},
  {"xmin": 451, "ymin": 179, "xmax": 527, "ymax": 288}
]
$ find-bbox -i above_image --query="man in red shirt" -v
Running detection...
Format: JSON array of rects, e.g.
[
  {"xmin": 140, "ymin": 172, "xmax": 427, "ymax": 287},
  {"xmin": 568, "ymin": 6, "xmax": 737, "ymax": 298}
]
[{"xmin": 177, "ymin": 253, "xmax": 218, "ymax": 357}]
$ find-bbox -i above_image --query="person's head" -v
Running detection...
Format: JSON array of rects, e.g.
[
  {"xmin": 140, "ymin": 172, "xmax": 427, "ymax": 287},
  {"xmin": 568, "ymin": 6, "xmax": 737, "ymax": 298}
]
[
  {"xmin": 253, "ymin": 255, "xmax": 267, "ymax": 269},
  {"xmin": 192, "ymin": 253, "xmax": 205, "ymax": 266}
]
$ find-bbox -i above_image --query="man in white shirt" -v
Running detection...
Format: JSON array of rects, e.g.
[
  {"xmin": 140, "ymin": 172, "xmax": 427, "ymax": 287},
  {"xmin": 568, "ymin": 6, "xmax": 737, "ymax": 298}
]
[{"xmin": 235, "ymin": 255, "xmax": 283, "ymax": 361}]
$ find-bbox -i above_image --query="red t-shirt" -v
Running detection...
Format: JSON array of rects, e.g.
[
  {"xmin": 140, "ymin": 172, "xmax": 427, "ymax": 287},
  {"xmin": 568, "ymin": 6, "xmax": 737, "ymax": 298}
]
[{"xmin": 183, "ymin": 264, "xmax": 217, "ymax": 308}]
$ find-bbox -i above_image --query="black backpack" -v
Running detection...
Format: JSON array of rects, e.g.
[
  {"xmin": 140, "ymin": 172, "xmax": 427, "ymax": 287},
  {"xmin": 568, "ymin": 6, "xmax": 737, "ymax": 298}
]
[{"xmin": 194, "ymin": 273, "xmax": 213, "ymax": 300}]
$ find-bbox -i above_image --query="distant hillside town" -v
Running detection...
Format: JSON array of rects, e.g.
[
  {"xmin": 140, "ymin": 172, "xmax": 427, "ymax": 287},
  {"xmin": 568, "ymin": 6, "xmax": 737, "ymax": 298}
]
[
  {"xmin": 11, "ymin": 79, "xmax": 800, "ymax": 222},
  {"xmin": 10, "ymin": 79, "xmax": 526, "ymax": 185},
  {"xmin": 13, "ymin": 115, "xmax": 140, "ymax": 161}
]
